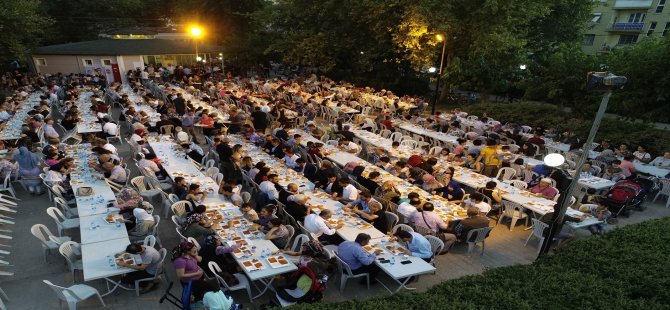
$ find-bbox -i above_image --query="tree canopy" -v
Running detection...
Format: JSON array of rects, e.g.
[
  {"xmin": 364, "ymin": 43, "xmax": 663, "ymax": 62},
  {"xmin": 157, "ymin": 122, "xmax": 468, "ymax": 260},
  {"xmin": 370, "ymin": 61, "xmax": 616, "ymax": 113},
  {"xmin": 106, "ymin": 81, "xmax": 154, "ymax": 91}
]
[{"xmin": 0, "ymin": 0, "xmax": 51, "ymax": 68}]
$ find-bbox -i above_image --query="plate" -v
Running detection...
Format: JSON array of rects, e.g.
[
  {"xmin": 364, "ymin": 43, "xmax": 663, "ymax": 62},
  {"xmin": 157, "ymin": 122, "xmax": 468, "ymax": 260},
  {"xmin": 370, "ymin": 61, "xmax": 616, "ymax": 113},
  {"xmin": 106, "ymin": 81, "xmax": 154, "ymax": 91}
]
[
  {"xmin": 241, "ymin": 258, "xmax": 264, "ymax": 272},
  {"xmin": 266, "ymin": 255, "xmax": 291, "ymax": 268}
]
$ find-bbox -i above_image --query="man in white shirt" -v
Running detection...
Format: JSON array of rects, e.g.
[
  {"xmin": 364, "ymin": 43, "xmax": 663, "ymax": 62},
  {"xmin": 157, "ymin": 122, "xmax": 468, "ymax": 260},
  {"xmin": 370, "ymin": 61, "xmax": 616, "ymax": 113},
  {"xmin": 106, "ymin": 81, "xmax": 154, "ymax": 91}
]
[
  {"xmin": 259, "ymin": 174, "xmax": 280, "ymax": 200},
  {"xmin": 43, "ymin": 118, "xmax": 59, "ymax": 139},
  {"xmin": 102, "ymin": 117, "xmax": 118, "ymax": 137},
  {"xmin": 105, "ymin": 162, "xmax": 127, "ymax": 184},
  {"xmin": 338, "ymin": 138, "xmax": 360, "ymax": 154},
  {"xmin": 129, "ymin": 205, "xmax": 155, "ymax": 240},
  {"xmin": 281, "ymin": 148, "xmax": 300, "ymax": 169},
  {"xmin": 397, "ymin": 197, "xmax": 421, "ymax": 224},
  {"xmin": 650, "ymin": 152, "xmax": 670, "ymax": 168},
  {"xmin": 464, "ymin": 193, "xmax": 491, "ymax": 216},
  {"xmin": 103, "ymin": 142, "xmax": 117, "ymax": 154},
  {"xmin": 338, "ymin": 178, "xmax": 358, "ymax": 203},
  {"xmin": 304, "ymin": 210, "xmax": 343, "ymax": 244}
]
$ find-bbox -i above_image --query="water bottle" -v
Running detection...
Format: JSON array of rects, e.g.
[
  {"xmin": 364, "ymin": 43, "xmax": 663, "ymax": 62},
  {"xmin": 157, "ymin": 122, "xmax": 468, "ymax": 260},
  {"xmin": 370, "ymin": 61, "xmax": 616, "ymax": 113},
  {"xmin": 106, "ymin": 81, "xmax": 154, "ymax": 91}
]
[
  {"xmin": 390, "ymin": 257, "xmax": 396, "ymax": 265},
  {"xmin": 91, "ymin": 221, "xmax": 96, "ymax": 230},
  {"xmin": 108, "ymin": 256, "xmax": 116, "ymax": 269}
]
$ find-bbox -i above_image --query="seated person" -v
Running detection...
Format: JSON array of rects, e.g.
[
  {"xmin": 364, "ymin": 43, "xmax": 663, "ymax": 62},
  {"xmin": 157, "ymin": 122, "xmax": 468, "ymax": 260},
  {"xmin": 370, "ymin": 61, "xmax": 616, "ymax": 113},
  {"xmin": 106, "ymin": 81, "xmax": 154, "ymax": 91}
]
[
  {"xmin": 338, "ymin": 178, "xmax": 359, "ymax": 203},
  {"xmin": 477, "ymin": 181, "xmax": 503, "ymax": 207},
  {"xmin": 357, "ymin": 171, "xmax": 381, "ymax": 194},
  {"xmin": 344, "ymin": 200, "xmax": 389, "ymax": 234},
  {"xmin": 437, "ymin": 181, "xmax": 465, "ymax": 203},
  {"xmin": 304, "ymin": 210, "xmax": 343, "ymax": 245},
  {"xmin": 343, "ymin": 191, "xmax": 378, "ymax": 213},
  {"xmin": 463, "ymin": 192, "xmax": 492, "ymax": 216},
  {"xmin": 118, "ymin": 243, "xmax": 162, "ymax": 293},
  {"xmin": 411, "ymin": 202, "xmax": 449, "ymax": 250},
  {"xmin": 397, "ymin": 196, "xmax": 421, "ymax": 224},
  {"xmin": 240, "ymin": 203, "xmax": 259, "ymax": 222},
  {"xmin": 180, "ymin": 205, "xmax": 215, "ymax": 239},
  {"xmin": 264, "ymin": 218, "xmax": 290, "ymax": 249},
  {"xmin": 443, "ymin": 207, "xmax": 490, "ymax": 248},
  {"xmin": 337, "ymin": 233, "xmax": 382, "ymax": 284},
  {"xmin": 218, "ymin": 185, "xmax": 243, "ymax": 207},
  {"xmin": 285, "ymin": 194, "xmax": 311, "ymax": 223},
  {"xmin": 255, "ymin": 205, "xmax": 277, "ymax": 231},
  {"xmin": 390, "ymin": 230, "xmax": 433, "ymax": 262},
  {"xmin": 584, "ymin": 199, "xmax": 611, "ymax": 235},
  {"xmin": 529, "ymin": 178, "xmax": 558, "ymax": 200}
]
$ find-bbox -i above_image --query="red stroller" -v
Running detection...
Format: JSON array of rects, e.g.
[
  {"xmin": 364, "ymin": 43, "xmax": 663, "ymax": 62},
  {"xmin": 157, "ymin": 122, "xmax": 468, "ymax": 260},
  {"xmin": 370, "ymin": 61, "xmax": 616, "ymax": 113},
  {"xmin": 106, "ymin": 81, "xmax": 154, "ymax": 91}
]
[{"xmin": 602, "ymin": 179, "xmax": 648, "ymax": 218}]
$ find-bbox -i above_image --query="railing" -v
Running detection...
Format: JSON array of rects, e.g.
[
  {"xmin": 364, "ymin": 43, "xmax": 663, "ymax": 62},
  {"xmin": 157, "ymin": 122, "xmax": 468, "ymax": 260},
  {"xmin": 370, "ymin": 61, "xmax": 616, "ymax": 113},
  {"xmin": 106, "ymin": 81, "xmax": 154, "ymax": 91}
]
[{"xmin": 608, "ymin": 22, "xmax": 644, "ymax": 31}]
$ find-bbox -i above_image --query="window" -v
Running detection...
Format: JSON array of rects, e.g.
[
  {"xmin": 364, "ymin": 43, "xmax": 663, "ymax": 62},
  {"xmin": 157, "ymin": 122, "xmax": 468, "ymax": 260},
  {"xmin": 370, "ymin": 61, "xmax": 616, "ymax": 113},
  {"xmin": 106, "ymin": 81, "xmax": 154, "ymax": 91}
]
[
  {"xmin": 592, "ymin": 13, "xmax": 602, "ymax": 23},
  {"xmin": 627, "ymin": 13, "xmax": 645, "ymax": 23},
  {"xmin": 583, "ymin": 34, "xmax": 596, "ymax": 45},
  {"xmin": 82, "ymin": 59, "xmax": 93, "ymax": 66},
  {"xmin": 647, "ymin": 22, "xmax": 657, "ymax": 36},
  {"xmin": 617, "ymin": 34, "xmax": 638, "ymax": 45},
  {"xmin": 101, "ymin": 59, "xmax": 112, "ymax": 66},
  {"xmin": 657, "ymin": 0, "xmax": 666, "ymax": 13},
  {"xmin": 35, "ymin": 58, "xmax": 47, "ymax": 66},
  {"xmin": 664, "ymin": 22, "xmax": 670, "ymax": 36}
]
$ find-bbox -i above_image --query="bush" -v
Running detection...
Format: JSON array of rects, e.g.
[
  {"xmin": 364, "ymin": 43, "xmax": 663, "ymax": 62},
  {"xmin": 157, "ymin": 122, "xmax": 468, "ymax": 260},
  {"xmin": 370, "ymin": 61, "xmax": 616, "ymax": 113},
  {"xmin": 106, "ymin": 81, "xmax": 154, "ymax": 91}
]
[
  {"xmin": 279, "ymin": 217, "xmax": 670, "ymax": 309},
  {"xmin": 451, "ymin": 101, "xmax": 670, "ymax": 156}
]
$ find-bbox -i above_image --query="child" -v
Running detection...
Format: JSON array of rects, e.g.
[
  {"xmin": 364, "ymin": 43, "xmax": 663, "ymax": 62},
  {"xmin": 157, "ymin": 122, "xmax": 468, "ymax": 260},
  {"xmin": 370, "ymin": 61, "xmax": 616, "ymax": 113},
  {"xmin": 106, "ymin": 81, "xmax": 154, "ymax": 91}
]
[
  {"xmin": 580, "ymin": 188, "xmax": 598, "ymax": 206},
  {"xmin": 586, "ymin": 200, "xmax": 611, "ymax": 235},
  {"xmin": 240, "ymin": 203, "xmax": 259, "ymax": 222},
  {"xmin": 603, "ymin": 165, "xmax": 625, "ymax": 182}
]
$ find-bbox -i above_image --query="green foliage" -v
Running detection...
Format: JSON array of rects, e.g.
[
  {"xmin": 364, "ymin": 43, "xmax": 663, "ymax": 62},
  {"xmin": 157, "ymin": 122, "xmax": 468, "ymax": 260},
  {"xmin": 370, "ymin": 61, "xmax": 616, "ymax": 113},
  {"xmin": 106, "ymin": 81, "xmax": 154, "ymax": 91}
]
[
  {"xmin": 606, "ymin": 37, "xmax": 670, "ymax": 123},
  {"xmin": 277, "ymin": 217, "xmax": 670, "ymax": 309},
  {"xmin": 453, "ymin": 101, "xmax": 670, "ymax": 156},
  {"xmin": 0, "ymin": 0, "xmax": 51, "ymax": 66}
]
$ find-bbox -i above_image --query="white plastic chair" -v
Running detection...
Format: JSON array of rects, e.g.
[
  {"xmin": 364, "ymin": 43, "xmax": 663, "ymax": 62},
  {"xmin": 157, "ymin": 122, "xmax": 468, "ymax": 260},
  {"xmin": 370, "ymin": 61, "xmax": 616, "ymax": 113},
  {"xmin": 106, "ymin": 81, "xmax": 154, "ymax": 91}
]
[
  {"xmin": 391, "ymin": 224, "xmax": 414, "ymax": 235},
  {"xmin": 466, "ymin": 227, "xmax": 492, "ymax": 256},
  {"xmin": 383, "ymin": 212, "xmax": 399, "ymax": 233},
  {"xmin": 214, "ymin": 173, "xmax": 224, "ymax": 185},
  {"xmin": 54, "ymin": 197, "xmax": 78, "ymax": 219},
  {"xmin": 0, "ymin": 174, "xmax": 16, "ymax": 198},
  {"xmin": 131, "ymin": 176, "xmax": 161, "ymax": 201},
  {"xmin": 335, "ymin": 254, "xmax": 369, "ymax": 291},
  {"xmin": 46, "ymin": 207, "xmax": 80, "ymax": 236},
  {"xmin": 59, "ymin": 241, "xmax": 83, "ymax": 280},
  {"xmin": 428, "ymin": 146, "xmax": 442, "ymax": 156},
  {"xmin": 206, "ymin": 167, "xmax": 219, "ymax": 178},
  {"xmin": 240, "ymin": 191, "xmax": 251, "ymax": 203},
  {"xmin": 400, "ymin": 140, "xmax": 418, "ymax": 149},
  {"xmin": 170, "ymin": 201, "xmax": 189, "ymax": 218},
  {"xmin": 43, "ymin": 280, "xmax": 105, "ymax": 310},
  {"xmin": 497, "ymin": 201, "xmax": 528, "ymax": 231},
  {"xmin": 389, "ymin": 132, "xmax": 403, "ymax": 142},
  {"xmin": 287, "ymin": 234, "xmax": 309, "ymax": 251},
  {"xmin": 653, "ymin": 179, "xmax": 670, "ymax": 208},
  {"xmin": 208, "ymin": 261, "xmax": 253, "ymax": 301},
  {"xmin": 495, "ymin": 167, "xmax": 516, "ymax": 181},
  {"xmin": 31, "ymin": 224, "xmax": 71, "ymax": 262},
  {"xmin": 525, "ymin": 218, "xmax": 549, "ymax": 255},
  {"xmin": 142, "ymin": 235, "xmax": 156, "ymax": 248},
  {"xmin": 425, "ymin": 235, "xmax": 444, "ymax": 268},
  {"xmin": 509, "ymin": 180, "xmax": 528, "ymax": 190},
  {"xmin": 132, "ymin": 248, "xmax": 167, "ymax": 296},
  {"xmin": 379, "ymin": 129, "xmax": 392, "ymax": 138}
]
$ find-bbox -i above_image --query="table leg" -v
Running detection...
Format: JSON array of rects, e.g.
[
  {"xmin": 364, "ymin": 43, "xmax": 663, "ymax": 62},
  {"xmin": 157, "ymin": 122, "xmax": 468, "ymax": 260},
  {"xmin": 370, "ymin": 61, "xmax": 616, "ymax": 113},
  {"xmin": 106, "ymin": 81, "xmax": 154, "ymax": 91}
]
[
  {"xmin": 100, "ymin": 278, "xmax": 133, "ymax": 297},
  {"xmin": 377, "ymin": 276, "xmax": 417, "ymax": 294},
  {"xmin": 251, "ymin": 276, "xmax": 276, "ymax": 300}
]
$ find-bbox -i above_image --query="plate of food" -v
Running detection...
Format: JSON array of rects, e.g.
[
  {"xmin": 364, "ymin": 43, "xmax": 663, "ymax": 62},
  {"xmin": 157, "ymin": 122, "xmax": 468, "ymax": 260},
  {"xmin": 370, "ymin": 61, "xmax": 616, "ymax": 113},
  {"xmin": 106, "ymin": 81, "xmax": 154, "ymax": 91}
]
[
  {"xmin": 104, "ymin": 214, "xmax": 122, "ymax": 224},
  {"xmin": 266, "ymin": 255, "xmax": 291, "ymax": 268},
  {"xmin": 241, "ymin": 258, "xmax": 264, "ymax": 272},
  {"xmin": 384, "ymin": 245, "xmax": 404, "ymax": 256},
  {"xmin": 232, "ymin": 246, "xmax": 250, "ymax": 258},
  {"xmin": 114, "ymin": 253, "xmax": 136, "ymax": 266}
]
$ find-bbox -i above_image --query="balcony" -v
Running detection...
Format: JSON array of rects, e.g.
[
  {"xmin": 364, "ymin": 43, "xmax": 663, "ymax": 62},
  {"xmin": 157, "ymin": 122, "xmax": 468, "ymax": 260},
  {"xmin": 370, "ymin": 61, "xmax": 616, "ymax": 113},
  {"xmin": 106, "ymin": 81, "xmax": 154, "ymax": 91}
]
[
  {"xmin": 606, "ymin": 22, "xmax": 644, "ymax": 32},
  {"xmin": 613, "ymin": 0, "xmax": 653, "ymax": 9}
]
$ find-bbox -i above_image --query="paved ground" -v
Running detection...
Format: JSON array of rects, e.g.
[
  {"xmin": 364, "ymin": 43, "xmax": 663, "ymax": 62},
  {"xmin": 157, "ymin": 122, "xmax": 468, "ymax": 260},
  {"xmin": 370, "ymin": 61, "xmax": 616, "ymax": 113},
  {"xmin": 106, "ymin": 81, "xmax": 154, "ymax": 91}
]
[{"xmin": 2, "ymin": 114, "xmax": 669, "ymax": 309}]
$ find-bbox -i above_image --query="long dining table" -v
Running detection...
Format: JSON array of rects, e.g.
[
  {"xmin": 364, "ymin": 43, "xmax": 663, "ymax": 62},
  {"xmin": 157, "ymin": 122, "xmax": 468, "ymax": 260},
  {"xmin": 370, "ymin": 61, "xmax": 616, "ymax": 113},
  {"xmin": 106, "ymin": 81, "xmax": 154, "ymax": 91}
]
[{"xmin": 228, "ymin": 135, "xmax": 436, "ymax": 293}]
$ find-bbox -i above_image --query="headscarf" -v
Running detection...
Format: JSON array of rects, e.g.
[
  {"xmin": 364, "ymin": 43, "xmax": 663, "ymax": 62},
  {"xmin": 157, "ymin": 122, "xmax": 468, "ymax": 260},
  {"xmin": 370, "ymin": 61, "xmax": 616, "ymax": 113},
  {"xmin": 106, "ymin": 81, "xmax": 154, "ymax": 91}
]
[
  {"xmin": 441, "ymin": 181, "xmax": 464, "ymax": 200},
  {"xmin": 171, "ymin": 241, "xmax": 195, "ymax": 261},
  {"xmin": 14, "ymin": 147, "xmax": 39, "ymax": 169}
]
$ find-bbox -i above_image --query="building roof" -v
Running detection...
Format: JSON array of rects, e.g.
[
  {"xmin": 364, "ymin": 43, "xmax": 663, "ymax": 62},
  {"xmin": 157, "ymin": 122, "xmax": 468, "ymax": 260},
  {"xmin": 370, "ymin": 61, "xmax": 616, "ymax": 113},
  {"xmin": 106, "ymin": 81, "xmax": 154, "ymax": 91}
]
[{"xmin": 32, "ymin": 39, "xmax": 222, "ymax": 56}]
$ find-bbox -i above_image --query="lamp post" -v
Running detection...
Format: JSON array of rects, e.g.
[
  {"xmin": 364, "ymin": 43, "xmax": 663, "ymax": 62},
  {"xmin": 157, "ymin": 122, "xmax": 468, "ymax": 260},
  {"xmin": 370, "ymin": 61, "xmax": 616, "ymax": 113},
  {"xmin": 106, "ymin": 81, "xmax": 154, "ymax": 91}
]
[
  {"xmin": 190, "ymin": 26, "xmax": 203, "ymax": 64},
  {"xmin": 431, "ymin": 34, "xmax": 447, "ymax": 115},
  {"xmin": 538, "ymin": 72, "xmax": 626, "ymax": 256}
]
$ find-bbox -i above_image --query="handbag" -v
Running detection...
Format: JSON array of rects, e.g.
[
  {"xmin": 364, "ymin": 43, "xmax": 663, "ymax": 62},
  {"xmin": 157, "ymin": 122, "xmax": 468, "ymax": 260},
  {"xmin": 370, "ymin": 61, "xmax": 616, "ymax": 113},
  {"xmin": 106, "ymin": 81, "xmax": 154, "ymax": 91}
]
[{"xmin": 76, "ymin": 187, "xmax": 94, "ymax": 196}]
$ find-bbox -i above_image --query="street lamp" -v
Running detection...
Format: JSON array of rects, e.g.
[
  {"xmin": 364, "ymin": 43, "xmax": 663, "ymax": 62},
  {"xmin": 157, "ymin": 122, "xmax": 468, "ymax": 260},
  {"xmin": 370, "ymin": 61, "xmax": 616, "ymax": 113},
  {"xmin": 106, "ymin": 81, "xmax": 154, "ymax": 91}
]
[
  {"xmin": 543, "ymin": 153, "xmax": 565, "ymax": 167},
  {"xmin": 189, "ymin": 26, "xmax": 204, "ymax": 63},
  {"xmin": 428, "ymin": 67, "xmax": 437, "ymax": 73},
  {"xmin": 519, "ymin": 64, "xmax": 527, "ymax": 70},
  {"xmin": 538, "ymin": 72, "xmax": 627, "ymax": 256},
  {"xmin": 431, "ymin": 33, "xmax": 447, "ymax": 115}
]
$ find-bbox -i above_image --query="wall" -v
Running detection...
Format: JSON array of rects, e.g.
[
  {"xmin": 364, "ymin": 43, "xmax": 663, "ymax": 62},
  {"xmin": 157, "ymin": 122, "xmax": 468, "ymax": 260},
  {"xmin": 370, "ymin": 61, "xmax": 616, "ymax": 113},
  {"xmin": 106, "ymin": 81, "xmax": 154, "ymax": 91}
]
[{"xmin": 32, "ymin": 54, "xmax": 118, "ymax": 74}]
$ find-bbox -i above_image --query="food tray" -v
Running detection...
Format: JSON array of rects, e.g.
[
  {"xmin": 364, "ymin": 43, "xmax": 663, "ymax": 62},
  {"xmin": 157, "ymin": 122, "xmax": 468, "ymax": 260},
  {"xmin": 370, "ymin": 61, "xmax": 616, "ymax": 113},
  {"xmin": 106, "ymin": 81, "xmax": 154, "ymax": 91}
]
[
  {"xmin": 266, "ymin": 255, "xmax": 291, "ymax": 268},
  {"xmin": 232, "ymin": 246, "xmax": 250, "ymax": 258},
  {"xmin": 241, "ymin": 258, "xmax": 265, "ymax": 272},
  {"xmin": 114, "ymin": 253, "xmax": 136, "ymax": 266}
]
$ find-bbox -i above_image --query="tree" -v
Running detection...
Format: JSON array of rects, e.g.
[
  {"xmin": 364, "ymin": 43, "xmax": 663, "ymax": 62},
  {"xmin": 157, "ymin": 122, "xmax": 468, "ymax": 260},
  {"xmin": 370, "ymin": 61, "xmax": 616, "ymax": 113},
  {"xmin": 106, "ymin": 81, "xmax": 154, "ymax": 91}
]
[
  {"xmin": 0, "ymin": 0, "xmax": 51, "ymax": 68},
  {"xmin": 40, "ymin": 0, "xmax": 162, "ymax": 44},
  {"xmin": 607, "ymin": 37, "xmax": 670, "ymax": 122}
]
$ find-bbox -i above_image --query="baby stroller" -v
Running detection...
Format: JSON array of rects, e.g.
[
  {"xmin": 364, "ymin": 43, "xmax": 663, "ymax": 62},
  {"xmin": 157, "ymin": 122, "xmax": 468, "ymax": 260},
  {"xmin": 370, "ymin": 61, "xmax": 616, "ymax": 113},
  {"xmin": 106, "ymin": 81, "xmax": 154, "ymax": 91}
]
[
  {"xmin": 602, "ymin": 179, "xmax": 649, "ymax": 218},
  {"xmin": 270, "ymin": 260, "xmax": 331, "ymax": 307}
]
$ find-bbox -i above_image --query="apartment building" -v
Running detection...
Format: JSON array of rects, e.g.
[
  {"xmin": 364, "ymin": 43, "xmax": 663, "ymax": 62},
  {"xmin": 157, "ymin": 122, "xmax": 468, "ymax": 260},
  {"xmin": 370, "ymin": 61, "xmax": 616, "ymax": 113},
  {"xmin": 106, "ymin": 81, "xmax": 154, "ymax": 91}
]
[{"xmin": 582, "ymin": 0, "xmax": 669, "ymax": 54}]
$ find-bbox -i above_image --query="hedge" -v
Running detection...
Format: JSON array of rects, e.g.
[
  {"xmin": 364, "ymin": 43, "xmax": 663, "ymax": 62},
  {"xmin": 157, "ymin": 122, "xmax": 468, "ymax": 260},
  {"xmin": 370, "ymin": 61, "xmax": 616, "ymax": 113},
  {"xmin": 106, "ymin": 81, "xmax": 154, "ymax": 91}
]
[
  {"xmin": 281, "ymin": 217, "xmax": 670, "ymax": 309},
  {"xmin": 448, "ymin": 101, "xmax": 670, "ymax": 157}
]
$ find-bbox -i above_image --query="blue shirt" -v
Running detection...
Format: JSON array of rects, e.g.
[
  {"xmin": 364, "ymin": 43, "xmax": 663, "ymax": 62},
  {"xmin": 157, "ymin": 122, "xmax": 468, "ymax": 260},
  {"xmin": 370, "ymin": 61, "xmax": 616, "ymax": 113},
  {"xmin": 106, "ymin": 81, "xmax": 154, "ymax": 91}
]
[
  {"xmin": 407, "ymin": 232, "xmax": 433, "ymax": 259},
  {"xmin": 337, "ymin": 241, "xmax": 376, "ymax": 270},
  {"xmin": 350, "ymin": 198, "xmax": 377, "ymax": 213}
]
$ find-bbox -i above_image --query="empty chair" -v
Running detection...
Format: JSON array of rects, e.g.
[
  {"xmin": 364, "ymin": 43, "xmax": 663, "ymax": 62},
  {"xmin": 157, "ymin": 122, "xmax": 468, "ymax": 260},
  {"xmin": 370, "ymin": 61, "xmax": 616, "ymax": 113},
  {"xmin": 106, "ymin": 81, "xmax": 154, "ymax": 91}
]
[
  {"xmin": 653, "ymin": 179, "xmax": 670, "ymax": 208},
  {"xmin": 54, "ymin": 197, "xmax": 78, "ymax": 219},
  {"xmin": 335, "ymin": 254, "xmax": 369, "ymax": 291},
  {"xmin": 31, "ymin": 224, "xmax": 71, "ymax": 262},
  {"xmin": 428, "ymin": 146, "xmax": 442, "ymax": 156},
  {"xmin": 497, "ymin": 201, "xmax": 528, "ymax": 231},
  {"xmin": 46, "ymin": 207, "xmax": 80, "ymax": 236},
  {"xmin": 424, "ymin": 235, "xmax": 444, "ymax": 268},
  {"xmin": 466, "ymin": 227, "xmax": 493, "ymax": 256},
  {"xmin": 130, "ymin": 176, "xmax": 161, "ymax": 202},
  {"xmin": 43, "ymin": 280, "xmax": 106, "ymax": 310},
  {"xmin": 287, "ymin": 234, "xmax": 309, "ymax": 251},
  {"xmin": 206, "ymin": 167, "xmax": 219, "ymax": 178},
  {"xmin": 59, "ymin": 241, "xmax": 83, "ymax": 280},
  {"xmin": 170, "ymin": 201, "xmax": 189, "ymax": 219},
  {"xmin": 525, "ymin": 218, "xmax": 550, "ymax": 254},
  {"xmin": 208, "ymin": 261, "xmax": 252, "ymax": 301},
  {"xmin": 509, "ymin": 180, "xmax": 528, "ymax": 190},
  {"xmin": 495, "ymin": 167, "xmax": 516, "ymax": 181},
  {"xmin": 0, "ymin": 174, "xmax": 16, "ymax": 198},
  {"xmin": 142, "ymin": 235, "xmax": 157, "ymax": 248},
  {"xmin": 389, "ymin": 132, "xmax": 403, "ymax": 142},
  {"xmin": 383, "ymin": 212, "xmax": 399, "ymax": 234}
]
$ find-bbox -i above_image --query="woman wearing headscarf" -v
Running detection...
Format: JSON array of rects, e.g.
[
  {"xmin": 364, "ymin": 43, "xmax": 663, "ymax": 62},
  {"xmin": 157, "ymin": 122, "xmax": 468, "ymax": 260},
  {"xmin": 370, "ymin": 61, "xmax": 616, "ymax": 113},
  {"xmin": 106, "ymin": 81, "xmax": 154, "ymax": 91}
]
[
  {"xmin": 181, "ymin": 205, "xmax": 215, "ymax": 240},
  {"xmin": 421, "ymin": 174, "xmax": 444, "ymax": 193},
  {"xmin": 171, "ymin": 241, "xmax": 206, "ymax": 301},
  {"xmin": 14, "ymin": 146, "xmax": 42, "ymax": 195},
  {"xmin": 438, "ymin": 181, "xmax": 465, "ymax": 203},
  {"xmin": 44, "ymin": 162, "xmax": 73, "ymax": 195},
  {"xmin": 198, "ymin": 235, "xmax": 240, "ymax": 278}
]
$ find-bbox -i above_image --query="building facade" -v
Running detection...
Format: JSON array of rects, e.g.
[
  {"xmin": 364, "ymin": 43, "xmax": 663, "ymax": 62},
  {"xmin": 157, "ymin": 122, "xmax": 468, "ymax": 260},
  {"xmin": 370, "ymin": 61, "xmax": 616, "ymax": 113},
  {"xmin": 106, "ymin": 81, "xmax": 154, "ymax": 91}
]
[{"xmin": 582, "ymin": 0, "xmax": 669, "ymax": 54}]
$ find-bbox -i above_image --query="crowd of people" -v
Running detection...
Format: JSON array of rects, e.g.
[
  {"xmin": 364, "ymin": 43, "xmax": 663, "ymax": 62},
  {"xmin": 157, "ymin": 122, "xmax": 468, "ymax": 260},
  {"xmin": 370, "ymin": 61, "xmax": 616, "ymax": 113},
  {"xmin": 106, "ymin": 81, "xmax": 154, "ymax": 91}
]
[{"xmin": 1, "ymin": 65, "xmax": 667, "ymax": 307}]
